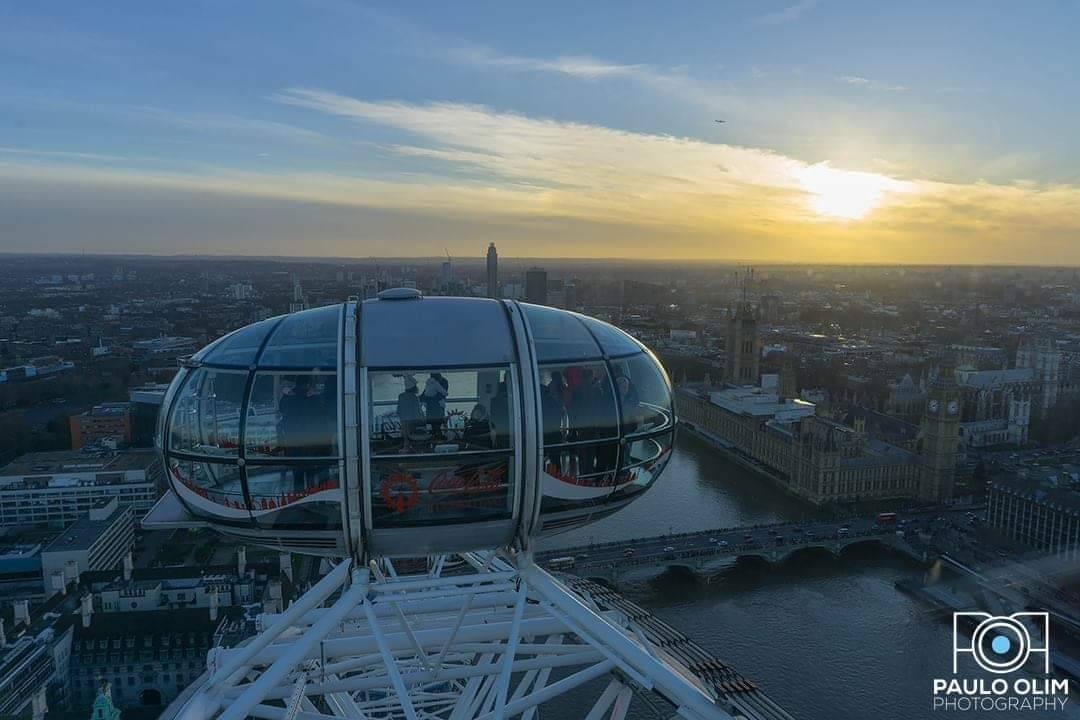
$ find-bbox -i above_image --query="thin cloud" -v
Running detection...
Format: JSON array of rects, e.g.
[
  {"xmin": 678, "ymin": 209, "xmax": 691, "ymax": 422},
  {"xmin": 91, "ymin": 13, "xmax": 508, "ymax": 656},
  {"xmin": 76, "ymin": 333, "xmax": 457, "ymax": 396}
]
[
  {"xmin": 0, "ymin": 147, "xmax": 127, "ymax": 162},
  {"xmin": 112, "ymin": 106, "xmax": 326, "ymax": 142},
  {"xmin": 838, "ymin": 75, "xmax": 910, "ymax": 92},
  {"xmin": 451, "ymin": 46, "xmax": 643, "ymax": 79},
  {"xmin": 7, "ymin": 91, "xmax": 1080, "ymax": 263},
  {"xmin": 754, "ymin": 0, "xmax": 821, "ymax": 26}
]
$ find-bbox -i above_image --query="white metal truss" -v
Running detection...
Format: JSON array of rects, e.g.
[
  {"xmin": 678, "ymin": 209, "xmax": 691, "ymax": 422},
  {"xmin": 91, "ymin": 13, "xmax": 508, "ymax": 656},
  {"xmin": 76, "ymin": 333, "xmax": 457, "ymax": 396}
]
[{"xmin": 164, "ymin": 552, "xmax": 733, "ymax": 720}]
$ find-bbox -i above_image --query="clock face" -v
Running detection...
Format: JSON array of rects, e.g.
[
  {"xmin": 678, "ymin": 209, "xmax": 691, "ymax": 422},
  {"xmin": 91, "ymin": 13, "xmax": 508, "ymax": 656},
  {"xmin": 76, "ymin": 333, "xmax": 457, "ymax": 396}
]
[
  {"xmin": 947, "ymin": 400, "xmax": 959, "ymax": 415},
  {"xmin": 928, "ymin": 399, "xmax": 940, "ymax": 414}
]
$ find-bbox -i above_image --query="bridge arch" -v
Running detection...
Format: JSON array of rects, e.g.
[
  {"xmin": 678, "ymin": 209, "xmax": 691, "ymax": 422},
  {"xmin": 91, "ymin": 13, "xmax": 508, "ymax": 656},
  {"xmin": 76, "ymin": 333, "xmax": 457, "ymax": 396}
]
[
  {"xmin": 774, "ymin": 544, "xmax": 839, "ymax": 564},
  {"xmin": 140, "ymin": 688, "xmax": 162, "ymax": 706},
  {"xmin": 837, "ymin": 537, "xmax": 889, "ymax": 555}
]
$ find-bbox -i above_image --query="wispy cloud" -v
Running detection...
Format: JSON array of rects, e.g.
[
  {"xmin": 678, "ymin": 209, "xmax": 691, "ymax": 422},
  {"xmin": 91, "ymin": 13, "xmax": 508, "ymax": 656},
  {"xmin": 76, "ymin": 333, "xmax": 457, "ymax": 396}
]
[
  {"xmin": 6, "ymin": 90, "xmax": 1080, "ymax": 263},
  {"xmin": 754, "ymin": 0, "xmax": 821, "ymax": 26},
  {"xmin": 838, "ymin": 75, "xmax": 910, "ymax": 92},
  {"xmin": 447, "ymin": 45, "xmax": 752, "ymax": 122},
  {"xmin": 451, "ymin": 46, "xmax": 644, "ymax": 80},
  {"xmin": 110, "ymin": 106, "xmax": 326, "ymax": 142},
  {"xmin": 0, "ymin": 147, "xmax": 127, "ymax": 162}
]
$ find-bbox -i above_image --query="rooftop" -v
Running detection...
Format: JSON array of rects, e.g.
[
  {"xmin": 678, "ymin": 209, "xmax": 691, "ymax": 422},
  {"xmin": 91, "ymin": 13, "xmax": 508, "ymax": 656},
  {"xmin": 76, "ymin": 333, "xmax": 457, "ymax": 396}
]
[
  {"xmin": 43, "ymin": 502, "xmax": 128, "ymax": 554},
  {"xmin": 73, "ymin": 606, "xmax": 238, "ymax": 640},
  {"xmin": 0, "ymin": 449, "xmax": 158, "ymax": 479},
  {"xmin": 956, "ymin": 367, "xmax": 1035, "ymax": 389},
  {"xmin": 701, "ymin": 384, "xmax": 816, "ymax": 423},
  {"xmin": 78, "ymin": 402, "xmax": 131, "ymax": 418},
  {"xmin": 992, "ymin": 474, "xmax": 1080, "ymax": 514}
]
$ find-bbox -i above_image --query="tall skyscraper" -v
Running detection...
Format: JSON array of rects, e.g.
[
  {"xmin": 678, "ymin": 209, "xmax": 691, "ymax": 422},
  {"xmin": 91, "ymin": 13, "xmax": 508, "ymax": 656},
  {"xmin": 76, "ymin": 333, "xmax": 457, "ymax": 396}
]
[
  {"xmin": 289, "ymin": 273, "xmax": 307, "ymax": 313},
  {"xmin": 486, "ymin": 242, "xmax": 498, "ymax": 298},
  {"xmin": 440, "ymin": 260, "xmax": 452, "ymax": 291},
  {"xmin": 525, "ymin": 267, "xmax": 548, "ymax": 305}
]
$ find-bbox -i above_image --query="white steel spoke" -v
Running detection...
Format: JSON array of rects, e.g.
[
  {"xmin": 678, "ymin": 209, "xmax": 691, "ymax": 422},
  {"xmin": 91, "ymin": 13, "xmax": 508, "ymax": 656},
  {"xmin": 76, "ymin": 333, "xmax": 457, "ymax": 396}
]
[{"xmin": 163, "ymin": 553, "xmax": 736, "ymax": 720}]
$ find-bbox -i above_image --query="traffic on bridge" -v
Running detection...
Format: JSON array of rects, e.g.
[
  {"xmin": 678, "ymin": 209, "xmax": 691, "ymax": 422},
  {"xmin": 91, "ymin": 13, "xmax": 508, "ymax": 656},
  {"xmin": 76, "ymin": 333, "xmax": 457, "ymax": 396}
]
[{"xmin": 538, "ymin": 506, "xmax": 981, "ymax": 578}]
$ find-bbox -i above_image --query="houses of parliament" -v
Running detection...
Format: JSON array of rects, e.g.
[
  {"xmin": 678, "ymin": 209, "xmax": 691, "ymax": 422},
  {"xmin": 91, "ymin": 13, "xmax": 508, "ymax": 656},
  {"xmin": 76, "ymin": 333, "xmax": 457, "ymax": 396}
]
[{"xmin": 676, "ymin": 301, "xmax": 963, "ymax": 505}]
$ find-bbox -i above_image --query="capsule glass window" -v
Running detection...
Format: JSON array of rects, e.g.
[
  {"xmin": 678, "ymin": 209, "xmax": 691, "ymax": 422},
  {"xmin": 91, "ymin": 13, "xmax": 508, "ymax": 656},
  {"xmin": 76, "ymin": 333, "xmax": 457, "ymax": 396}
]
[
  {"xmin": 258, "ymin": 305, "xmax": 340, "ymax": 369},
  {"xmin": 245, "ymin": 463, "xmax": 342, "ymax": 531},
  {"xmin": 367, "ymin": 366, "xmax": 516, "ymax": 527},
  {"xmin": 168, "ymin": 458, "xmax": 249, "ymax": 521},
  {"xmin": 245, "ymin": 371, "xmax": 339, "ymax": 459},
  {"xmin": 167, "ymin": 368, "xmax": 248, "ymax": 457},
  {"xmin": 609, "ymin": 352, "xmax": 674, "ymax": 436},
  {"xmin": 368, "ymin": 368, "xmax": 511, "ymax": 455}
]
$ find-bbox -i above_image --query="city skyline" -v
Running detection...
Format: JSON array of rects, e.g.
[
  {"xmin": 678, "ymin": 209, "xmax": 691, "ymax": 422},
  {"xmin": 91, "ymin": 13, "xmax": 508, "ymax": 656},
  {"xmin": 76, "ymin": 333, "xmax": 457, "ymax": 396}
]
[{"xmin": 3, "ymin": 2, "xmax": 1080, "ymax": 264}]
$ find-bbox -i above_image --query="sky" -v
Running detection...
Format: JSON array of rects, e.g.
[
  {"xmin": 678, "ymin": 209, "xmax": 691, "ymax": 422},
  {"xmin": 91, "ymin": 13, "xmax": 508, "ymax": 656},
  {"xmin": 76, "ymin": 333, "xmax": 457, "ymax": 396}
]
[{"xmin": 2, "ymin": 1, "xmax": 1079, "ymax": 264}]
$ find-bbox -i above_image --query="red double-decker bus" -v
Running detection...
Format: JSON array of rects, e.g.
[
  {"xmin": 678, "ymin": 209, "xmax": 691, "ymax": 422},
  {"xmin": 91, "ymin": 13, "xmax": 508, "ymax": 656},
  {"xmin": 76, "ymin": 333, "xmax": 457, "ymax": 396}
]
[{"xmin": 875, "ymin": 512, "xmax": 899, "ymax": 527}]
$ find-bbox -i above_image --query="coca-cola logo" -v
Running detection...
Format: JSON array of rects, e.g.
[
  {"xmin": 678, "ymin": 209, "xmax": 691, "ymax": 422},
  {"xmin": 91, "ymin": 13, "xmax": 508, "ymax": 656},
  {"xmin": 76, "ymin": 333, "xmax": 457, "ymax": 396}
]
[{"xmin": 428, "ymin": 462, "xmax": 507, "ymax": 496}]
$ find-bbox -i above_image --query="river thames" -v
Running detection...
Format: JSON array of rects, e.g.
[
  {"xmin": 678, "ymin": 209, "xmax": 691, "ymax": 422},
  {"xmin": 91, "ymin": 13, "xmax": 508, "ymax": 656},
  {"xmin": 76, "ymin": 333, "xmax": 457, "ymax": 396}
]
[{"xmin": 539, "ymin": 431, "xmax": 1080, "ymax": 720}]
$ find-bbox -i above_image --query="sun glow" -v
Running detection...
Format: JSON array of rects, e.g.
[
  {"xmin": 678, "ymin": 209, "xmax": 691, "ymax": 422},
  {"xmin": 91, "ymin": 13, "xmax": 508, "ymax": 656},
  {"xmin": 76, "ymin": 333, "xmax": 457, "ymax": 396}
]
[{"xmin": 796, "ymin": 163, "xmax": 907, "ymax": 220}]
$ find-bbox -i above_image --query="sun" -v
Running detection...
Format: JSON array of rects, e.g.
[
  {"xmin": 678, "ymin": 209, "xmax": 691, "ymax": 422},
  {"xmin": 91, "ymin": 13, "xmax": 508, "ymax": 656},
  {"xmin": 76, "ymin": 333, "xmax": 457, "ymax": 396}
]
[{"xmin": 796, "ymin": 163, "xmax": 906, "ymax": 220}]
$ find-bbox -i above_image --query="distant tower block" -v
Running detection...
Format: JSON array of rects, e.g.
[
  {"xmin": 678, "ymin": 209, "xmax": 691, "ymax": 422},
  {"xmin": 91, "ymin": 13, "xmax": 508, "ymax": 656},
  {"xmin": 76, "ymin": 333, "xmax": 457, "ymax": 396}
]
[
  {"xmin": 779, "ymin": 354, "xmax": 797, "ymax": 400},
  {"xmin": 525, "ymin": 266, "xmax": 549, "ymax": 305},
  {"xmin": 486, "ymin": 242, "xmax": 499, "ymax": 298}
]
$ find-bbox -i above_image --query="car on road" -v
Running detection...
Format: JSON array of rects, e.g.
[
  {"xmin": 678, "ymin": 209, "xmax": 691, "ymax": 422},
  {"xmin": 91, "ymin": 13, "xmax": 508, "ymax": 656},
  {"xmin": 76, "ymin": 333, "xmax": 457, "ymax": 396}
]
[
  {"xmin": 623, "ymin": 548, "xmax": 635, "ymax": 557},
  {"xmin": 663, "ymin": 546, "xmax": 675, "ymax": 552},
  {"xmin": 717, "ymin": 540, "xmax": 729, "ymax": 547}
]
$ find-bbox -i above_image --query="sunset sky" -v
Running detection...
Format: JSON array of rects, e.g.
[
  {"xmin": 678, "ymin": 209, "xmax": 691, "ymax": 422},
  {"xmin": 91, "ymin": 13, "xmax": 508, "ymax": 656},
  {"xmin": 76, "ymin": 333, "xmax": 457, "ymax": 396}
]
[{"xmin": 2, "ymin": 1, "xmax": 1079, "ymax": 264}]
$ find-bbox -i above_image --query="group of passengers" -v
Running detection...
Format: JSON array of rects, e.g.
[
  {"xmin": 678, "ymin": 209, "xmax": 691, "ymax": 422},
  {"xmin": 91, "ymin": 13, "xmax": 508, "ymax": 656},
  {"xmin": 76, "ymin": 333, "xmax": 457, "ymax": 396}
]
[
  {"xmin": 539, "ymin": 366, "xmax": 642, "ymax": 478},
  {"xmin": 395, "ymin": 373, "xmax": 511, "ymax": 452},
  {"xmin": 274, "ymin": 374, "xmax": 336, "ymax": 491}
]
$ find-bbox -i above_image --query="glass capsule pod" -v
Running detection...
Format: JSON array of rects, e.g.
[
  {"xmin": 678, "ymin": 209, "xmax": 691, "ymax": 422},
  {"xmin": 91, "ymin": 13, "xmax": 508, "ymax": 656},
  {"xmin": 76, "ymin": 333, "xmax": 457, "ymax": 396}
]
[{"xmin": 154, "ymin": 291, "xmax": 675, "ymax": 557}]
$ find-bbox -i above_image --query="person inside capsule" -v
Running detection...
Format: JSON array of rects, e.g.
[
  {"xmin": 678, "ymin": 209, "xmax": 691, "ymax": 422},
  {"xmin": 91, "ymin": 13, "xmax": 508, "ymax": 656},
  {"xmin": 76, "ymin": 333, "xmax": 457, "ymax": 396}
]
[{"xmin": 369, "ymin": 366, "xmax": 515, "ymax": 526}]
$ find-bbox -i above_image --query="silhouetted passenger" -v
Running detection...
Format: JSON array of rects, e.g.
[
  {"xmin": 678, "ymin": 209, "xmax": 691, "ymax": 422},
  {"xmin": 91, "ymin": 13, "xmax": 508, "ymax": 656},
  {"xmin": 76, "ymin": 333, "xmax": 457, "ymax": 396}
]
[
  {"xmin": 616, "ymin": 374, "xmax": 642, "ymax": 435},
  {"xmin": 567, "ymin": 367, "xmax": 618, "ymax": 476},
  {"xmin": 549, "ymin": 370, "xmax": 569, "ymax": 408},
  {"xmin": 540, "ymin": 382, "xmax": 566, "ymax": 445},
  {"xmin": 278, "ymin": 375, "xmax": 331, "ymax": 490},
  {"xmin": 464, "ymin": 403, "xmax": 491, "ymax": 448},
  {"xmin": 489, "ymin": 380, "xmax": 511, "ymax": 449},
  {"xmin": 279, "ymin": 376, "xmax": 316, "ymax": 454},
  {"xmin": 397, "ymin": 375, "xmax": 422, "ymax": 448},
  {"xmin": 422, "ymin": 374, "xmax": 448, "ymax": 436}
]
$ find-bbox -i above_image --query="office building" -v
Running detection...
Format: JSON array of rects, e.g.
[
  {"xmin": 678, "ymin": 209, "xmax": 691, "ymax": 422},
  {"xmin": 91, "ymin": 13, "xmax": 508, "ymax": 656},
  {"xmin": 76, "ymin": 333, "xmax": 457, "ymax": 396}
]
[
  {"xmin": 128, "ymin": 383, "xmax": 170, "ymax": 447},
  {"xmin": 525, "ymin": 267, "xmax": 548, "ymax": 305},
  {"xmin": 70, "ymin": 403, "xmax": 133, "ymax": 450},
  {"xmin": 0, "ymin": 450, "xmax": 161, "ymax": 528},
  {"xmin": 987, "ymin": 471, "xmax": 1080, "ymax": 558},
  {"xmin": 41, "ymin": 498, "xmax": 135, "ymax": 598}
]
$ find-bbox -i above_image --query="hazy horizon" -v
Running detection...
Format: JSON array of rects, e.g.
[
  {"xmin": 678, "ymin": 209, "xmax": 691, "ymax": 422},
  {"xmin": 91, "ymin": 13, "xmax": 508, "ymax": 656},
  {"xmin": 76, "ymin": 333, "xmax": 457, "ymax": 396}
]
[{"xmin": 7, "ymin": 249, "xmax": 1080, "ymax": 271}]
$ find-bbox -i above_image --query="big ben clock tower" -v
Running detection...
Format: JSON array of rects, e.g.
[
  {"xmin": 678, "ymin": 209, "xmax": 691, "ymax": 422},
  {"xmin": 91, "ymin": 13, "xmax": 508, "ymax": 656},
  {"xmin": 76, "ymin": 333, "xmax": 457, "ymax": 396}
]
[{"xmin": 919, "ymin": 360, "xmax": 962, "ymax": 501}]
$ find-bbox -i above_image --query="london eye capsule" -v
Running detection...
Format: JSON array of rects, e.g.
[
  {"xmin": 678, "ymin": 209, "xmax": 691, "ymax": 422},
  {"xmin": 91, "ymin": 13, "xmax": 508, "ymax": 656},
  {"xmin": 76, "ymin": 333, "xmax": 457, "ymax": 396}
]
[{"xmin": 153, "ymin": 291, "xmax": 675, "ymax": 557}]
